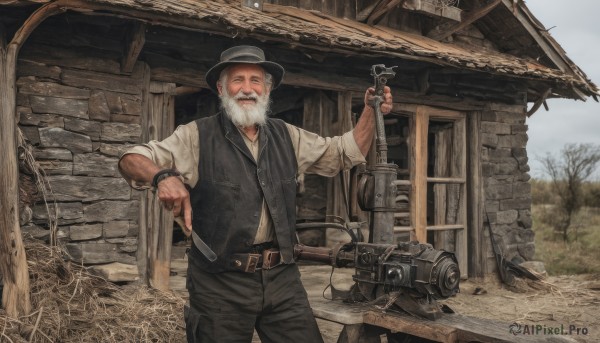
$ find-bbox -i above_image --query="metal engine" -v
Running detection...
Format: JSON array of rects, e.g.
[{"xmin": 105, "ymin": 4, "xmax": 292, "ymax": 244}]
[
  {"xmin": 294, "ymin": 64, "xmax": 460, "ymax": 320},
  {"xmin": 294, "ymin": 241, "xmax": 460, "ymax": 319}
]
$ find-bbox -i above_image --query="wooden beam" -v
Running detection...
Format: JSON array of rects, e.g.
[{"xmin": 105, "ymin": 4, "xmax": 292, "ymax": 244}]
[
  {"xmin": 501, "ymin": 0, "xmax": 570, "ymax": 73},
  {"xmin": 121, "ymin": 21, "xmax": 146, "ymax": 74},
  {"xmin": 0, "ymin": 1, "xmax": 68, "ymax": 319},
  {"xmin": 427, "ymin": 224, "xmax": 464, "ymax": 231},
  {"xmin": 526, "ymin": 87, "xmax": 551, "ymax": 117},
  {"xmin": 427, "ymin": 0, "xmax": 502, "ymax": 41},
  {"xmin": 0, "ymin": 22, "xmax": 32, "ymax": 320},
  {"xmin": 453, "ymin": 117, "xmax": 468, "ymax": 277},
  {"xmin": 410, "ymin": 106, "xmax": 428, "ymax": 243},
  {"xmin": 427, "ymin": 177, "xmax": 465, "ymax": 184},
  {"xmin": 356, "ymin": 0, "xmax": 384, "ymax": 22},
  {"xmin": 367, "ymin": 0, "xmax": 405, "ymax": 26},
  {"xmin": 467, "ymin": 111, "xmax": 485, "ymax": 277}
]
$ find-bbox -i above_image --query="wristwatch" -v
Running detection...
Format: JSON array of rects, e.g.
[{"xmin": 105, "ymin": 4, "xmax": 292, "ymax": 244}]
[{"xmin": 152, "ymin": 169, "xmax": 181, "ymax": 188}]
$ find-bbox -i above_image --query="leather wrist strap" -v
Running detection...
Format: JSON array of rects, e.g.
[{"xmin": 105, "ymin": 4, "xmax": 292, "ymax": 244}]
[{"xmin": 152, "ymin": 169, "xmax": 181, "ymax": 188}]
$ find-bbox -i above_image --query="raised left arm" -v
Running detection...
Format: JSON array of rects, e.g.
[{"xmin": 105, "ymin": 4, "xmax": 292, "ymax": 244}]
[{"xmin": 353, "ymin": 86, "xmax": 393, "ymax": 157}]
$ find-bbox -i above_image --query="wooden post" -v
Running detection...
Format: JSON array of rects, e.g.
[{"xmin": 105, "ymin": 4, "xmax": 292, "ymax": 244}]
[
  {"xmin": 142, "ymin": 81, "xmax": 175, "ymax": 291},
  {"xmin": 410, "ymin": 106, "xmax": 428, "ymax": 243},
  {"xmin": 0, "ymin": 0, "xmax": 68, "ymax": 319},
  {"xmin": 467, "ymin": 112, "xmax": 485, "ymax": 277},
  {"xmin": 0, "ymin": 25, "xmax": 31, "ymax": 318}
]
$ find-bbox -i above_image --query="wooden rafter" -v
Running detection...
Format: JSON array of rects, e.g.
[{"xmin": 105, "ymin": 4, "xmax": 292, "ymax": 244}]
[
  {"xmin": 367, "ymin": 0, "xmax": 406, "ymax": 26},
  {"xmin": 427, "ymin": 0, "xmax": 502, "ymax": 41},
  {"xmin": 121, "ymin": 21, "xmax": 146, "ymax": 73},
  {"xmin": 527, "ymin": 87, "xmax": 551, "ymax": 117},
  {"xmin": 356, "ymin": 0, "xmax": 384, "ymax": 22}
]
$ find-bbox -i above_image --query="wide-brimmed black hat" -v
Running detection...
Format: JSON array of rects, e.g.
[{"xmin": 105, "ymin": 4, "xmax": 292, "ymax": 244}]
[{"xmin": 205, "ymin": 45, "xmax": 285, "ymax": 94}]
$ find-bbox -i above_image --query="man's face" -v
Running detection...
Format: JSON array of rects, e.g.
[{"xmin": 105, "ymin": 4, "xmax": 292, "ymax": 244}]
[
  {"xmin": 217, "ymin": 64, "xmax": 270, "ymax": 101},
  {"xmin": 217, "ymin": 64, "xmax": 272, "ymax": 128}
]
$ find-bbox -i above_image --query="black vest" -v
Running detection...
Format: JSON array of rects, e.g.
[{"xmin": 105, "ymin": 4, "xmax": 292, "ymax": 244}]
[{"xmin": 189, "ymin": 113, "xmax": 298, "ymax": 272}]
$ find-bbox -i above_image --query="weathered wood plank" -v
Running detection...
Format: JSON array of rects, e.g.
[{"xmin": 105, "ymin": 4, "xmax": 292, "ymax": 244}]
[
  {"xmin": 121, "ymin": 22, "xmax": 146, "ymax": 73},
  {"xmin": 434, "ymin": 128, "xmax": 451, "ymax": 250},
  {"xmin": 17, "ymin": 59, "xmax": 61, "ymax": 79},
  {"xmin": 453, "ymin": 117, "xmax": 468, "ymax": 277},
  {"xmin": 20, "ymin": 43, "xmax": 122, "ymax": 75},
  {"xmin": 467, "ymin": 111, "xmax": 484, "ymax": 277},
  {"xmin": 365, "ymin": 311, "xmax": 457, "ymax": 343},
  {"xmin": 90, "ymin": 262, "xmax": 140, "ymax": 282},
  {"xmin": 61, "ymin": 68, "xmax": 143, "ymax": 95},
  {"xmin": 410, "ymin": 107, "xmax": 428, "ymax": 243},
  {"xmin": 367, "ymin": 310, "xmax": 578, "ymax": 343},
  {"xmin": 0, "ymin": 27, "xmax": 31, "ymax": 317}
]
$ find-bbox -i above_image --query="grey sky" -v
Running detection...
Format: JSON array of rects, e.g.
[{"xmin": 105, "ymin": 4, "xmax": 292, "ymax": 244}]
[{"xmin": 524, "ymin": 0, "xmax": 600, "ymax": 178}]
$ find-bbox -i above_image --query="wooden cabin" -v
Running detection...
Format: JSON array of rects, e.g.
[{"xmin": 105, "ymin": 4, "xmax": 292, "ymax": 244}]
[{"xmin": 1, "ymin": 0, "xmax": 598, "ymax": 294}]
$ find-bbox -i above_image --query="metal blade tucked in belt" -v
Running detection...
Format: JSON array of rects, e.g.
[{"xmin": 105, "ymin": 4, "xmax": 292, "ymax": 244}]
[
  {"xmin": 191, "ymin": 230, "xmax": 217, "ymax": 262},
  {"xmin": 174, "ymin": 216, "xmax": 217, "ymax": 262}
]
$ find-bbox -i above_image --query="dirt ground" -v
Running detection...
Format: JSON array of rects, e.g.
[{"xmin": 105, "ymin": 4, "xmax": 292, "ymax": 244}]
[
  {"xmin": 443, "ymin": 274, "xmax": 600, "ymax": 343},
  {"xmin": 295, "ymin": 265, "xmax": 600, "ymax": 343},
  {"xmin": 171, "ymin": 260, "xmax": 599, "ymax": 343}
]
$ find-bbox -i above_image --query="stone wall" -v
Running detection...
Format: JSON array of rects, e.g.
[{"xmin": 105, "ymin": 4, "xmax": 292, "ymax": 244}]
[
  {"xmin": 17, "ymin": 47, "xmax": 143, "ymax": 266},
  {"xmin": 480, "ymin": 103, "xmax": 534, "ymax": 273}
]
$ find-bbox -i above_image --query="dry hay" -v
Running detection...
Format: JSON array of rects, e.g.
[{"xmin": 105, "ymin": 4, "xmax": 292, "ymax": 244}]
[
  {"xmin": 1, "ymin": 239, "xmax": 186, "ymax": 342},
  {"xmin": 444, "ymin": 274, "xmax": 600, "ymax": 343}
]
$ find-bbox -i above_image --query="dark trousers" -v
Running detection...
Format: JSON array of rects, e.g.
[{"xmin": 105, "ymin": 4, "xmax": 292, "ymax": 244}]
[{"xmin": 185, "ymin": 258, "xmax": 324, "ymax": 343}]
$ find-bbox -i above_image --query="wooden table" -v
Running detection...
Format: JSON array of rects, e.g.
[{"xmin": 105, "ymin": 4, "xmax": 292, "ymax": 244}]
[{"xmin": 301, "ymin": 265, "xmax": 578, "ymax": 343}]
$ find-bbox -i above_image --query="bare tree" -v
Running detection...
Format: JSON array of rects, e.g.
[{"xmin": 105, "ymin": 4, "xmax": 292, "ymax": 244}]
[{"xmin": 540, "ymin": 143, "xmax": 600, "ymax": 242}]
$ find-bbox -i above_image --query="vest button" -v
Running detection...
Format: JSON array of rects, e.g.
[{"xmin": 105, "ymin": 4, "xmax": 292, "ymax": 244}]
[
  {"xmin": 261, "ymin": 181, "xmax": 265, "ymax": 186},
  {"xmin": 234, "ymin": 260, "xmax": 242, "ymax": 267}
]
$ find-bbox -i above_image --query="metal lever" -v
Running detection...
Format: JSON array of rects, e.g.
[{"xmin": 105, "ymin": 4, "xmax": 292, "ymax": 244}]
[{"xmin": 370, "ymin": 64, "xmax": 397, "ymax": 164}]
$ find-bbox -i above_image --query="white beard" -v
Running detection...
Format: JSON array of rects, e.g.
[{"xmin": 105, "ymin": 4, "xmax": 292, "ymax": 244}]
[{"xmin": 219, "ymin": 89, "xmax": 271, "ymax": 127}]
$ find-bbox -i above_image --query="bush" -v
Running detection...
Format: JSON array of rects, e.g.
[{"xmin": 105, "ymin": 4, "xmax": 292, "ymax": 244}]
[{"xmin": 532, "ymin": 205, "xmax": 600, "ymax": 275}]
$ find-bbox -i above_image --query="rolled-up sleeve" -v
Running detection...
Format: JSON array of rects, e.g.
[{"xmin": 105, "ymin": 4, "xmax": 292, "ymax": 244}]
[
  {"xmin": 119, "ymin": 122, "xmax": 200, "ymax": 190},
  {"xmin": 286, "ymin": 123, "xmax": 366, "ymax": 176}
]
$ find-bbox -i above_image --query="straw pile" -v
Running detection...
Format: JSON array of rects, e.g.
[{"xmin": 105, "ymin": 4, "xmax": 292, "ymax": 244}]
[{"xmin": 0, "ymin": 239, "xmax": 186, "ymax": 342}]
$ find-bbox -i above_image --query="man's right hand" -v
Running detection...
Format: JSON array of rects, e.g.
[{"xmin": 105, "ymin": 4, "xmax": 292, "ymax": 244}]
[
  {"xmin": 118, "ymin": 154, "xmax": 193, "ymax": 236},
  {"xmin": 157, "ymin": 176, "xmax": 193, "ymax": 236}
]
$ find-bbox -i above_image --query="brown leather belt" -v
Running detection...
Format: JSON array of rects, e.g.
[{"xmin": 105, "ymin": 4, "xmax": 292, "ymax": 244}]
[{"xmin": 231, "ymin": 249, "xmax": 282, "ymax": 273}]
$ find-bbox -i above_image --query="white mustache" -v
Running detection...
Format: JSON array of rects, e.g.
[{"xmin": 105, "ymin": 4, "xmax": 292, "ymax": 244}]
[{"xmin": 233, "ymin": 92, "xmax": 258, "ymax": 102}]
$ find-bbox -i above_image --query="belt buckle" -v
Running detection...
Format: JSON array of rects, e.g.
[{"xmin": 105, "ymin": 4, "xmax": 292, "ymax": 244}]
[
  {"xmin": 244, "ymin": 253, "xmax": 261, "ymax": 272},
  {"xmin": 262, "ymin": 249, "xmax": 280, "ymax": 270}
]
